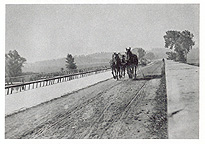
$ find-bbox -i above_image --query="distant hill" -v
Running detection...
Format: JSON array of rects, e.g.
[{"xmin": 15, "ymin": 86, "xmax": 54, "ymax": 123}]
[
  {"xmin": 23, "ymin": 52, "xmax": 113, "ymax": 73},
  {"xmin": 22, "ymin": 48, "xmax": 177, "ymax": 73}
]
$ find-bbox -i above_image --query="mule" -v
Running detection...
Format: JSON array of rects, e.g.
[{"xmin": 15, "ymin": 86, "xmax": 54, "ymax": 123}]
[
  {"xmin": 118, "ymin": 53, "xmax": 126, "ymax": 78},
  {"xmin": 110, "ymin": 53, "xmax": 122, "ymax": 80},
  {"xmin": 125, "ymin": 47, "xmax": 139, "ymax": 79}
]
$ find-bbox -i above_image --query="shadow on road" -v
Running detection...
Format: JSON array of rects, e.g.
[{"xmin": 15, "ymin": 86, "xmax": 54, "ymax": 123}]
[{"xmin": 133, "ymin": 75, "xmax": 162, "ymax": 81}]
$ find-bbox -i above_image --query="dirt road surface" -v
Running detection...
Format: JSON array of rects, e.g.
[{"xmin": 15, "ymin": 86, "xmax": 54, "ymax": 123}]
[{"xmin": 5, "ymin": 60, "xmax": 167, "ymax": 139}]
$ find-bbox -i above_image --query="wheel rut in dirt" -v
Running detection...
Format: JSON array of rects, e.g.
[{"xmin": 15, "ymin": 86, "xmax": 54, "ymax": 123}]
[
  {"xmin": 21, "ymin": 80, "xmax": 147, "ymax": 139},
  {"xmin": 5, "ymin": 60, "xmax": 167, "ymax": 139}
]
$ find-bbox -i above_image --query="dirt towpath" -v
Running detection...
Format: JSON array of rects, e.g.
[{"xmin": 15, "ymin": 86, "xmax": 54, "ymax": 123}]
[{"xmin": 5, "ymin": 60, "xmax": 167, "ymax": 139}]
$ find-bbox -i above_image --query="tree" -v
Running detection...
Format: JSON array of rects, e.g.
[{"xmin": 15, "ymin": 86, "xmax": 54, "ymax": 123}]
[
  {"xmin": 163, "ymin": 30, "xmax": 195, "ymax": 62},
  {"xmin": 166, "ymin": 51, "xmax": 177, "ymax": 61},
  {"xmin": 144, "ymin": 52, "xmax": 155, "ymax": 60},
  {"xmin": 5, "ymin": 50, "xmax": 27, "ymax": 77},
  {"xmin": 65, "ymin": 54, "xmax": 77, "ymax": 70},
  {"xmin": 132, "ymin": 48, "xmax": 146, "ymax": 59},
  {"xmin": 60, "ymin": 68, "xmax": 64, "ymax": 75}
]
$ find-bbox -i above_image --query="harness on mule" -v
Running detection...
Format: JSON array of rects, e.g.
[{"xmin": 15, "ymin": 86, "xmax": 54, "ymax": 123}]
[{"xmin": 121, "ymin": 55, "xmax": 127, "ymax": 66}]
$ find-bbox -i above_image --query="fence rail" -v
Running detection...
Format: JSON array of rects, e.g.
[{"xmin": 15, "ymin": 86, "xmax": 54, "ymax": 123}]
[
  {"xmin": 5, "ymin": 68, "xmax": 110, "ymax": 95},
  {"xmin": 5, "ymin": 65, "xmax": 110, "ymax": 85}
]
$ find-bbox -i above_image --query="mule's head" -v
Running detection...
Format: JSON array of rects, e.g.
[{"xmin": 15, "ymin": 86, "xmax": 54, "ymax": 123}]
[
  {"xmin": 112, "ymin": 52, "xmax": 116, "ymax": 59},
  {"xmin": 121, "ymin": 54, "xmax": 127, "ymax": 64},
  {"xmin": 125, "ymin": 47, "xmax": 132, "ymax": 62},
  {"xmin": 112, "ymin": 52, "xmax": 118, "ymax": 64}
]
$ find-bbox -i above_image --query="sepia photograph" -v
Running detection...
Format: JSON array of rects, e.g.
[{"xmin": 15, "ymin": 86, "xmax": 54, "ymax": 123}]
[{"xmin": 2, "ymin": 1, "xmax": 203, "ymax": 142}]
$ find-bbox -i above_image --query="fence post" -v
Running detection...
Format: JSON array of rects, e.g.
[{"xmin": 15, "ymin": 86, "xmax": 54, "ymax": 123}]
[{"xmin": 7, "ymin": 88, "xmax": 9, "ymax": 95}]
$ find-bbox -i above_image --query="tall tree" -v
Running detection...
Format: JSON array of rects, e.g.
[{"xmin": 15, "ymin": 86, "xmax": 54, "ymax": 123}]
[
  {"xmin": 132, "ymin": 48, "xmax": 146, "ymax": 59},
  {"xmin": 65, "ymin": 54, "xmax": 77, "ymax": 70},
  {"xmin": 144, "ymin": 52, "xmax": 155, "ymax": 60},
  {"xmin": 163, "ymin": 30, "xmax": 195, "ymax": 62},
  {"xmin": 5, "ymin": 50, "xmax": 27, "ymax": 77}
]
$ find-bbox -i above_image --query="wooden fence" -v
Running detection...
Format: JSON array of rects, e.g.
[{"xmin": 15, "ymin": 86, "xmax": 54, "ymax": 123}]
[
  {"xmin": 5, "ymin": 66, "xmax": 110, "ymax": 85},
  {"xmin": 5, "ymin": 68, "xmax": 110, "ymax": 95}
]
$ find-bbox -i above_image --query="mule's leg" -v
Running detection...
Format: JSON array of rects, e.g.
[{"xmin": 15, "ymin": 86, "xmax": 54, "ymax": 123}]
[
  {"xmin": 115, "ymin": 68, "xmax": 118, "ymax": 80},
  {"xmin": 124, "ymin": 66, "xmax": 126, "ymax": 77},
  {"xmin": 127, "ymin": 66, "xmax": 129, "ymax": 76},
  {"xmin": 118, "ymin": 67, "xmax": 121, "ymax": 79},
  {"xmin": 122, "ymin": 66, "xmax": 125, "ymax": 77},
  {"xmin": 130, "ymin": 66, "xmax": 133, "ymax": 79},
  {"xmin": 119, "ymin": 67, "xmax": 122, "ymax": 78},
  {"xmin": 120, "ymin": 66, "xmax": 122, "ymax": 78},
  {"xmin": 122, "ymin": 66, "xmax": 124, "ymax": 77},
  {"xmin": 114, "ymin": 68, "xmax": 116, "ymax": 79},
  {"xmin": 127, "ymin": 66, "xmax": 132, "ymax": 78},
  {"xmin": 134, "ymin": 65, "xmax": 137, "ymax": 79},
  {"xmin": 127, "ymin": 66, "xmax": 131, "ymax": 78},
  {"xmin": 115, "ymin": 68, "xmax": 117, "ymax": 79},
  {"xmin": 111, "ymin": 68, "xmax": 116, "ymax": 79}
]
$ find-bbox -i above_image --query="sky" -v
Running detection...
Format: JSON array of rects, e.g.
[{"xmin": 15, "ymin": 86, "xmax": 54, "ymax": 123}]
[{"xmin": 6, "ymin": 4, "xmax": 199, "ymax": 63}]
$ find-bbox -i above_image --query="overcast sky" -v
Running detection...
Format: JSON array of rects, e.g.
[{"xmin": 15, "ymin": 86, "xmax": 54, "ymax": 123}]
[{"xmin": 6, "ymin": 4, "xmax": 199, "ymax": 63}]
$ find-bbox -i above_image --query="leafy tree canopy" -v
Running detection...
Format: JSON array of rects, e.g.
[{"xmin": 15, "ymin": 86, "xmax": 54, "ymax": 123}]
[
  {"xmin": 163, "ymin": 30, "xmax": 195, "ymax": 62},
  {"xmin": 166, "ymin": 51, "xmax": 177, "ymax": 61},
  {"xmin": 132, "ymin": 48, "xmax": 146, "ymax": 59},
  {"xmin": 5, "ymin": 50, "xmax": 26, "ymax": 77},
  {"xmin": 144, "ymin": 52, "xmax": 155, "ymax": 60},
  {"xmin": 66, "ymin": 54, "xmax": 77, "ymax": 70}
]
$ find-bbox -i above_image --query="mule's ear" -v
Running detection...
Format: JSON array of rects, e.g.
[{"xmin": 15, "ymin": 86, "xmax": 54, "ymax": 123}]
[
  {"xmin": 126, "ymin": 48, "xmax": 128, "ymax": 51},
  {"xmin": 129, "ymin": 47, "xmax": 131, "ymax": 50}
]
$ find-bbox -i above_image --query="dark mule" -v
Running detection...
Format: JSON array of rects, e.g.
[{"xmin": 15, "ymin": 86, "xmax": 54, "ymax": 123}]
[
  {"xmin": 110, "ymin": 53, "xmax": 122, "ymax": 80},
  {"xmin": 118, "ymin": 53, "xmax": 126, "ymax": 78},
  {"xmin": 126, "ymin": 47, "xmax": 139, "ymax": 79}
]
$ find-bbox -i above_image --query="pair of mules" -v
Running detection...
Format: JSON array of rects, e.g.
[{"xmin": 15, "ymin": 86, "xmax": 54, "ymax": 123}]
[
  {"xmin": 110, "ymin": 53, "xmax": 126, "ymax": 80},
  {"xmin": 110, "ymin": 47, "xmax": 139, "ymax": 80}
]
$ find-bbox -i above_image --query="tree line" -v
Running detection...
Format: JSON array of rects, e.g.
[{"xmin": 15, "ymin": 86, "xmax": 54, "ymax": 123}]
[
  {"xmin": 5, "ymin": 51, "xmax": 77, "ymax": 78},
  {"xmin": 5, "ymin": 29, "xmax": 195, "ymax": 78}
]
